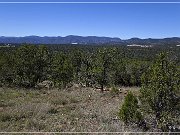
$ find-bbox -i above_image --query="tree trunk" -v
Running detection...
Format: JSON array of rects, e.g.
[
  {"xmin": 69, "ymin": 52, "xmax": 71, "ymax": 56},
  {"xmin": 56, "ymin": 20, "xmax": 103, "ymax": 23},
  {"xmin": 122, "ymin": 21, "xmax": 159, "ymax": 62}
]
[{"xmin": 101, "ymin": 83, "xmax": 104, "ymax": 92}]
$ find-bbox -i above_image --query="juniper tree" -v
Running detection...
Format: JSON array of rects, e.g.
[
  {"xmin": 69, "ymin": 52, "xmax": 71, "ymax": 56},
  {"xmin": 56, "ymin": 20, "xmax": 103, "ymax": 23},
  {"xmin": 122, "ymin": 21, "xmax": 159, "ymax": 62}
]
[
  {"xmin": 51, "ymin": 52, "xmax": 74, "ymax": 88},
  {"xmin": 140, "ymin": 52, "xmax": 180, "ymax": 131},
  {"xmin": 93, "ymin": 48, "xmax": 116, "ymax": 92},
  {"xmin": 14, "ymin": 45, "xmax": 50, "ymax": 87}
]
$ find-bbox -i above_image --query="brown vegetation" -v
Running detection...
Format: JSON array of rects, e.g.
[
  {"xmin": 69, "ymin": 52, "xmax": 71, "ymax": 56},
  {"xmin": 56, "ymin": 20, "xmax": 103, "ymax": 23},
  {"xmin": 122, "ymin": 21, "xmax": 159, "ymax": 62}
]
[{"xmin": 0, "ymin": 85, "xmax": 144, "ymax": 132}]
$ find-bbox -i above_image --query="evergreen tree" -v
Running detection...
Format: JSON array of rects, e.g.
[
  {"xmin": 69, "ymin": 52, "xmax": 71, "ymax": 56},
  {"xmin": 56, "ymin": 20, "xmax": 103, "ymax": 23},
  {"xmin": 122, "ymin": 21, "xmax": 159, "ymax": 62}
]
[
  {"xmin": 14, "ymin": 45, "xmax": 50, "ymax": 87},
  {"xmin": 93, "ymin": 48, "xmax": 116, "ymax": 92},
  {"xmin": 51, "ymin": 52, "xmax": 74, "ymax": 88},
  {"xmin": 140, "ymin": 52, "xmax": 180, "ymax": 131}
]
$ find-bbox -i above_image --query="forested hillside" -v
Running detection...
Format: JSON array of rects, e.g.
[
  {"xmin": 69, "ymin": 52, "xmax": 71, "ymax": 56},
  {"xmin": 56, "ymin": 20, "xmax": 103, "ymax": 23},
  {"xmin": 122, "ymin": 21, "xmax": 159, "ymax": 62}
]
[
  {"xmin": 0, "ymin": 44, "xmax": 179, "ymax": 132},
  {"xmin": 0, "ymin": 44, "xmax": 180, "ymax": 88}
]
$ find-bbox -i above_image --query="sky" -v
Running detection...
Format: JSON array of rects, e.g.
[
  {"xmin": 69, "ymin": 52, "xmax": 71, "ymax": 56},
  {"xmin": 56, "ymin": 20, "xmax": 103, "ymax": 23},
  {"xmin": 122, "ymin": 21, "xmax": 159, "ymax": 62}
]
[{"xmin": 0, "ymin": 0, "xmax": 180, "ymax": 39}]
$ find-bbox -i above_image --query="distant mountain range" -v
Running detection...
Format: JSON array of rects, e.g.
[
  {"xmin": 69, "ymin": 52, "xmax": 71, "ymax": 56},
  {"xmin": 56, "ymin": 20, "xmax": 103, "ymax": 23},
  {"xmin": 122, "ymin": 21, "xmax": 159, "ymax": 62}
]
[{"xmin": 0, "ymin": 35, "xmax": 180, "ymax": 45}]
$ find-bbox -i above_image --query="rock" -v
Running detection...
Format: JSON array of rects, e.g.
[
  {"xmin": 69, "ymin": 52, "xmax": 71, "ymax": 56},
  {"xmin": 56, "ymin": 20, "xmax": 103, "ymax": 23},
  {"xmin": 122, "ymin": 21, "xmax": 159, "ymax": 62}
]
[{"xmin": 36, "ymin": 80, "xmax": 54, "ymax": 90}]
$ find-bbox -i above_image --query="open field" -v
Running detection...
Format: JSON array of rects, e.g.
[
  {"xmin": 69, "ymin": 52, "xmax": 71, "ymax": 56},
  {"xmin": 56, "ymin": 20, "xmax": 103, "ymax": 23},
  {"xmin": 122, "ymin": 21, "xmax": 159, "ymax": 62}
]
[{"xmin": 0, "ymin": 85, "xmax": 144, "ymax": 132}]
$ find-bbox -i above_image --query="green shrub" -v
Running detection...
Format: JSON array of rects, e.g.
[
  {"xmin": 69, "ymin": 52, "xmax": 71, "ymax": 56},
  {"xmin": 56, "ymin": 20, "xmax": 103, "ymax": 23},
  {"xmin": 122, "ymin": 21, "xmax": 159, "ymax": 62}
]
[{"xmin": 119, "ymin": 91, "xmax": 143, "ymax": 124}]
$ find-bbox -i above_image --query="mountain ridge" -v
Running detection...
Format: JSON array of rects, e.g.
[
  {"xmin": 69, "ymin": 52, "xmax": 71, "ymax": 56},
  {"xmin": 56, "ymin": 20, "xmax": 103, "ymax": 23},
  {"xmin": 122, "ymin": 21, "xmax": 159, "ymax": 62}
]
[{"xmin": 0, "ymin": 35, "xmax": 180, "ymax": 45}]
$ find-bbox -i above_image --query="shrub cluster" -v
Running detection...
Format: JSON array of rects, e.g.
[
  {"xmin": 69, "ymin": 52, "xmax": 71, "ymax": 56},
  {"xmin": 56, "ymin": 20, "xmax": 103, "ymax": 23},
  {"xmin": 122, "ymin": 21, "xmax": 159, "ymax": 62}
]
[{"xmin": 119, "ymin": 53, "xmax": 180, "ymax": 132}]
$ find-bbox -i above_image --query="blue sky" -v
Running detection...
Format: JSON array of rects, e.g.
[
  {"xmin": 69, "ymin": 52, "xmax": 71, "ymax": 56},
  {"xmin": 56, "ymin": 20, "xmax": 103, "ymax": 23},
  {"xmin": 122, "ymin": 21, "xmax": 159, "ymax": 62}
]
[{"xmin": 0, "ymin": 0, "xmax": 180, "ymax": 39}]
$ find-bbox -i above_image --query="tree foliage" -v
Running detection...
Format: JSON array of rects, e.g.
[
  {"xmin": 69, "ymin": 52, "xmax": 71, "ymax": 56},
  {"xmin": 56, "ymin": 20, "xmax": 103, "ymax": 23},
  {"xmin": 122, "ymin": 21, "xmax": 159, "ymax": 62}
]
[
  {"xmin": 51, "ymin": 52, "xmax": 74, "ymax": 87},
  {"xmin": 119, "ymin": 92, "xmax": 144, "ymax": 125},
  {"xmin": 0, "ymin": 44, "xmax": 179, "ymax": 93},
  {"xmin": 92, "ymin": 48, "xmax": 116, "ymax": 92},
  {"xmin": 14, "ymin": 45, "xmax": 50, "ymax": 87},
  {"xmin": 140, "ymin": 52, "xmax": 180, "ymax": 131}
]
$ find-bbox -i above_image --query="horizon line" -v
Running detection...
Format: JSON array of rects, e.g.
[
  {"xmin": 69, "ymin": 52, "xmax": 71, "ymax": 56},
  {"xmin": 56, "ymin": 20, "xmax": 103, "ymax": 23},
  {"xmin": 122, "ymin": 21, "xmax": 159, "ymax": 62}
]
[
  {"xmin": 1, "ymin": 2, "xmax": 180, "ymax": 4},
  {"xmin": 1, "ymin": 35, "xmax": 180, "ymax": 40}
]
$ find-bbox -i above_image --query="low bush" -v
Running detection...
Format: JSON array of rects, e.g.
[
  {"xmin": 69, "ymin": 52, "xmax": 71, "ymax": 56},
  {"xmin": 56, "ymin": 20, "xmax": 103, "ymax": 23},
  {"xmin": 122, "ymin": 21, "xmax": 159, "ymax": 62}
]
[{"xmin": 118, "ymin": 91, "xmax": 146, "ymax": 130}]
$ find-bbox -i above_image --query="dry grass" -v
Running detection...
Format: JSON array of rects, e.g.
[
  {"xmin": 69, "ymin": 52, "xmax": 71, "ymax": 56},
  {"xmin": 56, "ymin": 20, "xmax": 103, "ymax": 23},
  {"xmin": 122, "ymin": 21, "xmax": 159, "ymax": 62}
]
[{"xmin": 0, "ymin": 85, "xmax": 147, "ymax": 132}]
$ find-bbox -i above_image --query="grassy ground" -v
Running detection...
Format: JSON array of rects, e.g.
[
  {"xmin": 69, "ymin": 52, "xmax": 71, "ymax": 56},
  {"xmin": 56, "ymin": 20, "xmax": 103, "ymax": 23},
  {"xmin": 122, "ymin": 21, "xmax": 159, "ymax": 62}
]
[{"xmin": 0, "ymin": 85, "xmax": 143, "ymax": 132}]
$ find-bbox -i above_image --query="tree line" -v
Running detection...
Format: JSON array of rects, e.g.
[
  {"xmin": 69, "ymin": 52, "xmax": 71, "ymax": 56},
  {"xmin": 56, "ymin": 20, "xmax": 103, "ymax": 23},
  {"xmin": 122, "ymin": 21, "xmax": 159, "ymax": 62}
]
[
  {"xmin": 0, "ymin": 45, "xmax": 144, "ymax": 89},
  {"xmin": 0, "ymin": 45, "xmax": 179, "ymax": 90}
]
